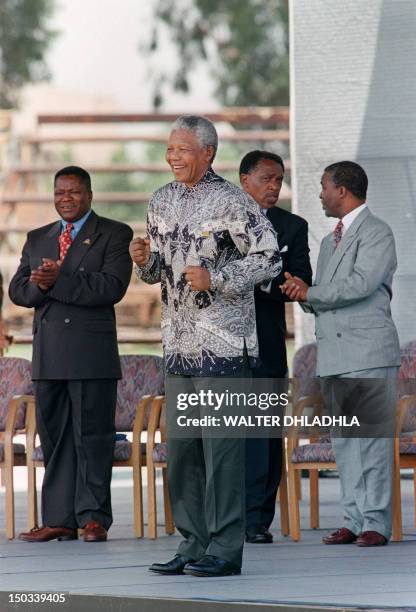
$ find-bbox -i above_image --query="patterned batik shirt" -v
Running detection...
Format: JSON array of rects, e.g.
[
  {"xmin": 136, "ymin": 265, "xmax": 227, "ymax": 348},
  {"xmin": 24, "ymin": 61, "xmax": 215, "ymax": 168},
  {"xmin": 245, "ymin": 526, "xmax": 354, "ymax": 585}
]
[{"xmin": 136, "ymin": 169, "xmax": 282, "ymax": 376}]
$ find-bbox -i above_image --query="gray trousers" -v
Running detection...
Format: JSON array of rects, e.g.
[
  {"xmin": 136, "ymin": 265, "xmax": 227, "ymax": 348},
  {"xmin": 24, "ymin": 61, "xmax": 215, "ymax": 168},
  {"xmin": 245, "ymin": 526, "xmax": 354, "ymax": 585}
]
[
  {"xmin": 165, "ymin": 373, "xmax": 247, "ymax": 567},
  {"xmin": 321, "ymin": 366, "xmax": 398, "ymax": 539}
]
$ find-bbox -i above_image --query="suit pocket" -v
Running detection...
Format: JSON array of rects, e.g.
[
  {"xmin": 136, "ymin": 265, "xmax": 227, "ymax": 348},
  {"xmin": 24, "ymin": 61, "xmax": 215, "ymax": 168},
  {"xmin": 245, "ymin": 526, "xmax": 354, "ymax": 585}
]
[
  {"xmin": 84, "ymin": 321, "xmax": 115, "ymax": 333},
  {"xmin": 350, "ymin": 316, "xmax": 385, "ymax": 329}
]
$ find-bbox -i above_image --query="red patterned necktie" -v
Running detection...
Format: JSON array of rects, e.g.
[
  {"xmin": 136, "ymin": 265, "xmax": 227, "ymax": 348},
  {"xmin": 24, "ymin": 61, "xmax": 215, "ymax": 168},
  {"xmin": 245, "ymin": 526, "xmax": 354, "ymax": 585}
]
[
  {"xmin": 59, "ymin": 223, "xmax": 73, "ymax": 261},
  {"xmin": 333, "ymin": 219, "xmax": 344, "ymax": 249}
]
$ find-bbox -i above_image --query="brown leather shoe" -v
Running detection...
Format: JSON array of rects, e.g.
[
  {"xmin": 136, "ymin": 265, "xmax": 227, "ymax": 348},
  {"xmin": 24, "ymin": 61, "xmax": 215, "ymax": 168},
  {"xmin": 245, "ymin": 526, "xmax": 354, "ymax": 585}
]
[
  {"xmin": 356, "ymin": 531, "xmax": 388, "ymax": 547},
  {"xmin": 83, "ymin": 521, "xmax": 107, "ymax": 542},
  {"xmin": 323, "ymin": 527, "xmax": 357, "ymax": 545},
  {"xmin": 19, "ymin": 525, "xmax": 78, "ymax": 542}
]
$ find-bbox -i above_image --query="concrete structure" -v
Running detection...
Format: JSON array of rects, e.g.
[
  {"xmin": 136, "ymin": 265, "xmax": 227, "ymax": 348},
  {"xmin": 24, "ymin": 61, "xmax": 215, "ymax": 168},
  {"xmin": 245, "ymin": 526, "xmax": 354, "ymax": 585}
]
[{"xmin": 290, "ymin": 0, "xmax": 416, "ymax": 346}]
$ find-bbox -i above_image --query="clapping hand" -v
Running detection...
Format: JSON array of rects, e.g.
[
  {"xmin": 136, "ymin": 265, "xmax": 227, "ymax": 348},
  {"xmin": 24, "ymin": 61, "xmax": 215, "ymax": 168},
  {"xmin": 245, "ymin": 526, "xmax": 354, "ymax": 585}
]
[
  {"xmin": 30, "ymin": 258, "xmax": 61, "ymax": 291},
  {"xmin": 280, "ymin": 272, "xmax": 309, "ymax": 302}
]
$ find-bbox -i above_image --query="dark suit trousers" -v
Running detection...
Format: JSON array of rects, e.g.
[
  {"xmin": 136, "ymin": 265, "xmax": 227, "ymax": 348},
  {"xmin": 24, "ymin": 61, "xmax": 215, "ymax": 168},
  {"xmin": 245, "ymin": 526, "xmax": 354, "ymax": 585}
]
[
  {"xmin": 245, "ymin": 368, "xmax": 286, "ymax": 532},
  {"xmin": 34, "ymin": 379, "xmax": 117, "ymax": 530}
]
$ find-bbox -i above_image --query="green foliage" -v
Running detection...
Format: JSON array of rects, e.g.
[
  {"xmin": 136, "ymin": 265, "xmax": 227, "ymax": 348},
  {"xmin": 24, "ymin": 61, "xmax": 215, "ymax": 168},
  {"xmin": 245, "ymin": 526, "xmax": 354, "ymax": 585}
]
[
  {"xmin": 93, "ymin": 145, "xmax": 169, "ymax": 223},
  {"xmin": 0, "ymin": 0, "xmax": 56, "ymax": 108},
  {"xmin": 149, "ymin": 0, "xmax": 289, "ymax": 108},
  {"xmin": 95, "ymin": 147, "xmax": 138, "ymax": 194}
]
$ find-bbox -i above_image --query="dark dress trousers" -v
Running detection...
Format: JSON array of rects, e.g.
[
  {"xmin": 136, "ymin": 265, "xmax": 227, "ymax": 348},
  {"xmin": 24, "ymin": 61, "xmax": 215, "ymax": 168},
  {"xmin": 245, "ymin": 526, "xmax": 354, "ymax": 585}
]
[
  {"xmin": 246, "ymin": 206, "xmax": 312, "ymax": 532},
  {"xmin": 9, "ymin": 211, "xmax": 133, "ymax": 529}
]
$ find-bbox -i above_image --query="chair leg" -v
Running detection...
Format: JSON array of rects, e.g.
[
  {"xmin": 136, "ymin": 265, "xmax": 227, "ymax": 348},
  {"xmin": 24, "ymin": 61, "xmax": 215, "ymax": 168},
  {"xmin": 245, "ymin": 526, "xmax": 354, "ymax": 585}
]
[
  {"xmin": 133, "ymin": 462, "xmax": 144, "ymax": 538},
  {"xmin": 295, "ymin": 469, "xmax": 302, "ymax": 500},
  {"xmin": 391, "ymin": 447, "xmax": 402, "ymax": 542},
  {"xmin": 147, "ymin": 465, "xmax": 157, "ymax": 539},
  {"xmin": 310, "ymin": 469, "xmax": 319, "ymax": 529},
  {"xmin": 4, "ymin": 462, "xmax": 15, "ymax": 539},
  {"xmin": 288, "ymin": 465, "xmax": 301, "ymax": 541},
  {"xmin": 27, "ymin": 462, "xmax": 38, "ymax": 529},
  {"xmin": 413, "ymin": 468, "xmax": 416, "ymax": 528},
  {"xmin": 162, "ymin": 467, "xmax": 175, "ymax": 535},
  {"xmin": 279, "ymin": 458, "xmax": 290, "ymax": 536}
]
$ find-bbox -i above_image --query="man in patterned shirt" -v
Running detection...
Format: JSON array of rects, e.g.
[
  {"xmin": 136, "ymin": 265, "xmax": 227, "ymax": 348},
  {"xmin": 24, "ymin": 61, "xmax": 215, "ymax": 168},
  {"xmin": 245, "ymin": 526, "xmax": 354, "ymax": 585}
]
[{"xmin": 130, "ymin": 115, "xmax": 281, "ymax": 576}]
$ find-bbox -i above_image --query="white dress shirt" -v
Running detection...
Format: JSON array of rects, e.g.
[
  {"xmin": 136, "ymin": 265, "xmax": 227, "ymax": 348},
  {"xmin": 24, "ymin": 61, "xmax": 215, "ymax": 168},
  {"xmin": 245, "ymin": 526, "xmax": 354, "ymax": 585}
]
[{"xmin": 340, "ymin": 203, "xmax": 367, "ymax": 233}]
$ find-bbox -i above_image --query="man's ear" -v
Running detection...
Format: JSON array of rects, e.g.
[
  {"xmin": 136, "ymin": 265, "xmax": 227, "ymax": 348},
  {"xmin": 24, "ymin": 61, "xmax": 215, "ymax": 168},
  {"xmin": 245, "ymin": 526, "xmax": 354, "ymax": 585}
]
[
  {"xmin": 206, "ymin": 145, "xmax": 216, "ymax": 164},
  {"xmin": 338, "ymin": 186, "xmax": 348, "ymax": 199},
  {"xmin": 240, "ymin": 173, "xmax": 248, "ymax": 189}
]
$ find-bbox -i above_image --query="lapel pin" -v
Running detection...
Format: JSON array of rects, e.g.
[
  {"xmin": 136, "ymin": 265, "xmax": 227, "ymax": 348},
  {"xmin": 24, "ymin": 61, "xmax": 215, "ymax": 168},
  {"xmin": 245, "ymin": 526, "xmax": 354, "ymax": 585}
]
[{"xmin": 83, "ymin": 238, "xmax": 91, "ymax": 245}]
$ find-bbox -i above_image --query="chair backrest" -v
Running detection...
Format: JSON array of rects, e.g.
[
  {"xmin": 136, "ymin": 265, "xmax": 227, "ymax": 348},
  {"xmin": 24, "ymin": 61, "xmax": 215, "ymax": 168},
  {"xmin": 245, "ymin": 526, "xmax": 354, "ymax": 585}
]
[
  {"xmin": 0, "ymin": 357, "xmax": 33, "ymax": 431},
  {"xmin": 115, "ymin": 354, "xmax": 165, "ymax": 431},
  {"xmin": 398, "ymin": 341, "xmax": 416, "ymax": 433},
  {"xmin": 399, "ymin": 340, "xmax": 416, "ymax": 380},
  {"xmin": 292, "ymin": 342, "xmax": 320, "ymax": 400}
]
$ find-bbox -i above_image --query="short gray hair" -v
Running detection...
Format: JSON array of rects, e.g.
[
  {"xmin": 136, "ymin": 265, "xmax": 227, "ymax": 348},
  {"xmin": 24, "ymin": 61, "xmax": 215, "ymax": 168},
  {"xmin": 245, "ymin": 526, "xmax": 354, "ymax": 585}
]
[{"xmin": 171, "ymin": 115, "xmax": 218, "ymax": 161}]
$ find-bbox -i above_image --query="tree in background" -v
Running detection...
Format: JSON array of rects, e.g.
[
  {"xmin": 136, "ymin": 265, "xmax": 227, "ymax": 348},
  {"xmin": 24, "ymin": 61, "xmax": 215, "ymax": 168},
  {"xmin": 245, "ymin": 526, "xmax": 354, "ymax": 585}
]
[
  {"xmin": 0, "ymin": 0, "xmax": 56, "ymax": 108},
  {"xmin": 148, "ymin": 0, "xmax": 289, "ymax": 108}
]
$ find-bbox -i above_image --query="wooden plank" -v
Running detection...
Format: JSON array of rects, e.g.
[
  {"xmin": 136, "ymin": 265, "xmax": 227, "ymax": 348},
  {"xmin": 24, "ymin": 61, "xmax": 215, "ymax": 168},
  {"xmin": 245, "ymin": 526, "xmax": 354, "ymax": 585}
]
[
  {"xmin": 24, "ymin": 130, "xmax": 289, "ymax": 145},
  {"xmin": 1, "ymin": 192, "xmax": 152, "ymax": 204},
  {"xmin": 0, "ymin": 225, "xmax": 40, "ymax": 233},
  {"xmin": 0, "ymin": 222, "xmax": 147, "ymax": 234},
  {"xmin": 11, "ymin": 163, "xmax": 174, "ymax": 174},
  {"xmin": 1, "ymin": 190, "xmax": 292, "ymax": 205},
  {"xmin": 37, "ymin": 108, "xmax": 289, "ymax": 125},
  {"xmin": 12, "ymin": 333, "xmax": 162, "ymax": 345},
  {"xmin": 0, "ymin": 110, "xmax": 12, "ymax": 131},
  {"xmin": 8, "ymin": 160, "xmax": 290, "ymax": 174}
]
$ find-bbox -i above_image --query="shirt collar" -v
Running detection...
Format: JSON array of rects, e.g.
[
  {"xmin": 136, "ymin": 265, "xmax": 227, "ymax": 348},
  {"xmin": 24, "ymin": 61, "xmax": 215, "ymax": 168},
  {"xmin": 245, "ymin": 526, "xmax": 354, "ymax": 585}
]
[
  {"xmin": 175, "ymin": 167, "xmax": 217, "ymax": 195},
  {"xmin": 341, "ymin": 203, "xmax": 367, "ymax": 231},
  {"xmin": 61, "ymin": 209, "xmax": 92, "ymax": 231}
]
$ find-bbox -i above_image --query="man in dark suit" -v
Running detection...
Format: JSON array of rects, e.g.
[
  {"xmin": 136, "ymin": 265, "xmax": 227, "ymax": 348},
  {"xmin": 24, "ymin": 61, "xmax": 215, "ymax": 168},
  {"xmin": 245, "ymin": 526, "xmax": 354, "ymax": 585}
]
[
  {"xmin": 239, "ymin": 150, "xmax": 312, "ymax": 543},
  {"xmin": 9, "ymin": 166, "xmax": 133, "ymax": 542}
]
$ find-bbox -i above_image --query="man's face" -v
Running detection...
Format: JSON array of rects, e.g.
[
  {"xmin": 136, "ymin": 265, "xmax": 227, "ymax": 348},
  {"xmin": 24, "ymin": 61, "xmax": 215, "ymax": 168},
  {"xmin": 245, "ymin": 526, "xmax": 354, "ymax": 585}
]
[
  {"xmin": 54, "ymin": 175, "xmax": 92, "ymax": 222},
  {"xmin": 320, "ymin": 171, "xmax": 343, "ymax": 218},
  {"xmin": 166, "ymin": 129, "xmax": 213, "ymax": 187},
  {"xmin": 240, "ymin": 159, "xmax": 284, "ymax": 208}
]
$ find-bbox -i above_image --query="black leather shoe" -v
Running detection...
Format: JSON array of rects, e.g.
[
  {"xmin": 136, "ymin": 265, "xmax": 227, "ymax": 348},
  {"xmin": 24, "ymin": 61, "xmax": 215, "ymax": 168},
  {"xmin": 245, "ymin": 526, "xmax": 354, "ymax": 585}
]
[
  {"xmin": 149, "ymin": 554, "xmax": 194, "ymax": 575},
  {"xmin": 245, "ymin": 526, "xmax": 273, "ymax": 544},
  {"xmin": 183, "ymin": 555, "xmax": 241, "ymax": 577}
]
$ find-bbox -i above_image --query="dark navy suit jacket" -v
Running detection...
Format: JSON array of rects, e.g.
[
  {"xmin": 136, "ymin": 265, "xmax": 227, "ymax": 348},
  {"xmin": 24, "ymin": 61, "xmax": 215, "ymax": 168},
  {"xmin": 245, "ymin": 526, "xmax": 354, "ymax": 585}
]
[
  {"xmin": 9, "ymin": 211, "xmax": 133, "ymax": 380},
  {"xmin": 254, "ymin": 206, "xmax": 312, "ymax": 376}
]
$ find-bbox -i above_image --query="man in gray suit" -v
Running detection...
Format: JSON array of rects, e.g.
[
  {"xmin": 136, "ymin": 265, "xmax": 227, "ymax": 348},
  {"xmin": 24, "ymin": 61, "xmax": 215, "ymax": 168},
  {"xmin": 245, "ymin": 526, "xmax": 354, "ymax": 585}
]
[{"xmin": 282, "ymin": 161, "xmax": 401, "ymax": 547}]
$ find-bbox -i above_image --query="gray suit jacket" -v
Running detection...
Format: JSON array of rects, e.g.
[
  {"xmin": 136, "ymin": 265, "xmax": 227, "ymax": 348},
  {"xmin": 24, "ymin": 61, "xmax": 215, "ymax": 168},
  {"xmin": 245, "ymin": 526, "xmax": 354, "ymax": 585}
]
[{"xmin": 302, "ymin": 207, "xmax": 400, "ymax": 376}]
